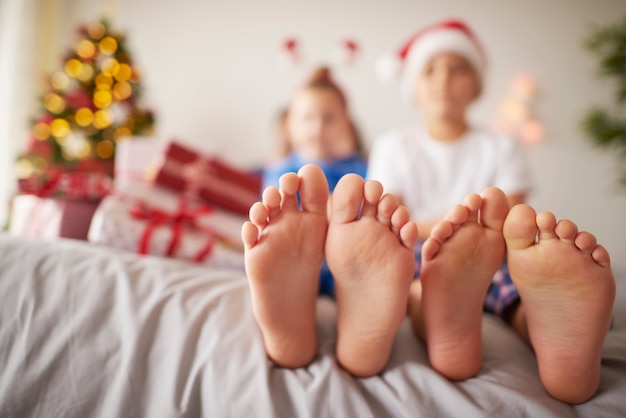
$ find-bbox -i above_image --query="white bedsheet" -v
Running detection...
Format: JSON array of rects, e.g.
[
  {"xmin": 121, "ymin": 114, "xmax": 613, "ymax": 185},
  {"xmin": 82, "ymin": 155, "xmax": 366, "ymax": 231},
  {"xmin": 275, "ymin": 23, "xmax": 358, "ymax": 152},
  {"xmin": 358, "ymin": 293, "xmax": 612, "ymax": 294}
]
[{"xmin": 1, "ymin": 234, "xmax": 625, "ymax": 417}]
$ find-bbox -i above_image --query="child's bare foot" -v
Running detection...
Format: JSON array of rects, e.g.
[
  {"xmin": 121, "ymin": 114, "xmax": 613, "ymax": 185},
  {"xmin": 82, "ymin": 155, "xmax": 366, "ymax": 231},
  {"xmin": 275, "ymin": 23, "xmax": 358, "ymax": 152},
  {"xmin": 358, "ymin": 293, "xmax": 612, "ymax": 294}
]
[
  {"xmin": 503, "ymin": 205, "xmax": 616, "ymax": 404},
  {"xmin": 326, "ymin": 174, "xmax": 418, "ymax": 376},
  {"xmin": 418, "ymin": 187, "xmax": 509, "ymax": 380},
  {"xmin": 242, "ymin": 164, "xmax": 329, "ymax": 367}
]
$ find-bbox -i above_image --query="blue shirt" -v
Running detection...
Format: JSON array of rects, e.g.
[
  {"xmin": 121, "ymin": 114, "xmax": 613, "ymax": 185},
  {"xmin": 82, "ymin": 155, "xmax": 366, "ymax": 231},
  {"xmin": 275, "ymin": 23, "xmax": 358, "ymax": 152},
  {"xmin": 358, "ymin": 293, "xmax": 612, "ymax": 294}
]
[{"xmin": 262, "ymin": 152, "xmax": 368, "ymax": 192}]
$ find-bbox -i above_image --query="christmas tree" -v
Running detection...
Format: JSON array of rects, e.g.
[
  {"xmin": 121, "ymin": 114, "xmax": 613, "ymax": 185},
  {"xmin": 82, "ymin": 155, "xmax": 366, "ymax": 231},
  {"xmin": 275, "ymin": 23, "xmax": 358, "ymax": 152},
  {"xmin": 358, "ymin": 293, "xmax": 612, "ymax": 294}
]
[
  {"xmin": 581, "ymin": 16, "xmax": 626, "ymax": 188},
  {"xmin": 16, "ymin": 18, "xmax": 155, "ymax": 179}
]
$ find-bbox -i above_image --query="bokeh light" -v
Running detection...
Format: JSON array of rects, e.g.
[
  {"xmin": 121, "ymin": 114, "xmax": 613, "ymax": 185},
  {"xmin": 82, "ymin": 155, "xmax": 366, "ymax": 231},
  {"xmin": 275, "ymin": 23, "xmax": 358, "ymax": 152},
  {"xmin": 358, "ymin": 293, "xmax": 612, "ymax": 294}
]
[
  {"xmin": 76, "ymin": 39, "xmax": 96, "ymax": 59},
  {"xmin": 50, "ymin": 118, "xmax": 70, "ymax": 137},
  {"xmin": 112, "ymin": 81, "xmax": 132, "ymax": 100},
  {"xmin": 93, "ymin": 90, "xmax": 112, "ymax": 108},
  {"xmin": 99, "ymin": 36, "xmax": 118, "ymax": 55},
  {"xmin": 51, "ymin": 72, "xmax": 70, "ymax": 91},
  {"xmin": 43, "ymin": 93, "xmax": 65, "ymax": 114},
  {"xmin": 75, "ymin": 107, "xmax": 94, "ymax": 127},
  {"xmin": 94, "ymin": 109, "xmax": 114, "ymax": 129},
  {"xmin": 64, "ymin": 58, "xmax": 83, "ymax": 78},
  {"xmin": 33, "ymin": 122, "xmax": 51, "ymax": 140},
  {"xmin": 88, "ymin": 22, "xmax": 106, "ymax": 40},
  {"xmin": 96, "ymin": 139, "xmax": 115, "ymax": 159},
  {"xmin": 101, "ymin": 58, "xmax": 120, "ymax": 76}
]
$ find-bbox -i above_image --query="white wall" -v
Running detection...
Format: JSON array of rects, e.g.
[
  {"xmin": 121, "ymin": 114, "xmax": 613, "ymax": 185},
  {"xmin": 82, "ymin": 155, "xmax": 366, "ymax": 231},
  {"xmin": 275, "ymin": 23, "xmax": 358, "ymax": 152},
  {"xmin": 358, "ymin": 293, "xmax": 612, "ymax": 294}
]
[{"xmin": 3, "ymin": 0, "xmax": 626, "ymax": 268}]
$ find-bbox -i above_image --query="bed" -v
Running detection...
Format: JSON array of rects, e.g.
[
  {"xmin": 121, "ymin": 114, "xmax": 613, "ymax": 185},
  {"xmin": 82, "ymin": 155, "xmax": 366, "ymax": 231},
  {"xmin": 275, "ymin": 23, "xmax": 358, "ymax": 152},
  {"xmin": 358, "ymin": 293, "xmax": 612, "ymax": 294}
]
[{"xmin": 1, "ymin": 233, "xmax": 625, "ymax": 417}]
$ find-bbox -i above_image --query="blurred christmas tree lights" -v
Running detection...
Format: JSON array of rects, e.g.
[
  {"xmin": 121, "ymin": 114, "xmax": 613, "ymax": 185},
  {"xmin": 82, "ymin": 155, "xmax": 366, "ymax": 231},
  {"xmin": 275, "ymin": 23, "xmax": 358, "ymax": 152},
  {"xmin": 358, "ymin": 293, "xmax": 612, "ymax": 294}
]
[{"xmin": 16, "ymin": 18, "xmax": 155, "ymax": 179}]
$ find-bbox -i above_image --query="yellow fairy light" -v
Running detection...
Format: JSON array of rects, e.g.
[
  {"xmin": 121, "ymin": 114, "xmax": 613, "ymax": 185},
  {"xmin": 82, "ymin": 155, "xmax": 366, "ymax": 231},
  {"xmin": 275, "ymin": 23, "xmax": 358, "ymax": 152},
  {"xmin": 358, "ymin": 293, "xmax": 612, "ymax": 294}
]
[
  {"xmin": 33, "ymin": 122, "xmax": 51, "ymax": 140},
  {"xmin": 93, "ymin": 90, "xmax": 112, "ymax": 108},
  {"xmin": 44, "ymin": 93, "xmax": 65, "ymax": 114},
  {"xmin": 74, "ymin": 138, "xmax": 92, "ymax": 159},
  {"xmin": 113, "ymin": 127, "xmax": 132, "ymax": 141},
  {"xmin": 51, "ymin": 72, "xmax": 70, "ymax": 91},
  {"xmin": 95, "ymin": 73, "xmax": 113, "ymax": 90},
  {"xmin": 76, "ymin": 63, "xmax": 95, "ymax": 83},
  {"xmin": 99, "ymin": 36, "xmax": 118, "ymax": 55},
  {"xmin": 75, "ymin": 107, "xmax": 94, "ymax": 127},
  {"xmin": 16, "ymin": 158, "xmax": 35, "ymax": 179},
  {"xmin": 64, "ymin": 58, "xmax": 83, "ymax": 78},
  {"xmin": 76, "ymin": 39, "xmax": 96, "ymax": 59},
  {"xmin": 114, "ymin": 63, "xmax": 132, "ymax": 82},
  {"xmin": 101, "ymin": 58, "xmax": 120, "ymax": 76},
  {"xmin": 112, "ymin": 81, "xmax": 132, "ymax": 100},
  {"xmin": 88, "ymin": 22, "xmax": 106, "ymax": 40},
  {"xmin": 93, "ymin": 109, "xmax": 114, "ymax": 129},
  {"xmin": 50, "ymin": 118, "xmax": 70, "ymax": 137},
  {"xmin": 95, "ymin": 139, "xmax": 115, "ymax": 159}
]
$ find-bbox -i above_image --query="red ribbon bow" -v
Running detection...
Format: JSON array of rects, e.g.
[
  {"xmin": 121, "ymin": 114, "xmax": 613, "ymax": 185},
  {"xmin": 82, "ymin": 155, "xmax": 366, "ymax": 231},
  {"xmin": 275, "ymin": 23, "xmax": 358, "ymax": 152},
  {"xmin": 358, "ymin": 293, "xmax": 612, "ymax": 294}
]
[{"xmin": 129, "ymin": 198, "xmax": 216, "ymax": 262}]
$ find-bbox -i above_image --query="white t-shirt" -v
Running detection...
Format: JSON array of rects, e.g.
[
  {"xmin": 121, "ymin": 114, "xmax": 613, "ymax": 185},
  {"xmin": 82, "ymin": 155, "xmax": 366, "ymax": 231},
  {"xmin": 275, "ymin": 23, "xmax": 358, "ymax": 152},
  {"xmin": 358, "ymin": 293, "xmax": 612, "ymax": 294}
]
[{"xmin": 367, "ymin": 125, "xmax": 531, "ymax": 221}]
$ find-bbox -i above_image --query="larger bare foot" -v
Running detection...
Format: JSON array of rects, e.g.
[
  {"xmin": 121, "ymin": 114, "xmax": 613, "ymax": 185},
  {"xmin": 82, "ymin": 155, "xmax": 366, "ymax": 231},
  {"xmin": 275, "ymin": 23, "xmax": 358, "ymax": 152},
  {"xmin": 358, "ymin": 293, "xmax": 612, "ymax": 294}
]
[
  {"xmin": 242, "ymin": 164, "xmax": 329, "ymax": 367},
  {"xmin": 326, "ymin": 174, "xmax": 418, "ymax": 377},
  {"xmin": 418, "ymin": 187, "xmax": 509, "ymax": 380},
  {"xmin": 503, "ymin": 205, "xmax": 616, "ymax": 404}
]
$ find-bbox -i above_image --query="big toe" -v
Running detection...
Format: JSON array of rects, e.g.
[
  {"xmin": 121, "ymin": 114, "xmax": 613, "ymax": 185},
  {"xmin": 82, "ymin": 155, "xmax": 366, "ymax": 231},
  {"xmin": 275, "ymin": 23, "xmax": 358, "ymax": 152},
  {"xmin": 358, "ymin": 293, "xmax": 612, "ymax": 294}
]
[
  {"xmin": 298, "ymin": 164, "xmax": 330, "ymax": 217},
  {"xmin": 479, "ymin": 187, "xmax": 509, "ymax": 231},
  {"xmin": 503, "ymin": 204, "xmax": 538, "ymax": 250},
  {"xmin": 330, "ymin": 173, "xmax": 366, "ymax": 224}
]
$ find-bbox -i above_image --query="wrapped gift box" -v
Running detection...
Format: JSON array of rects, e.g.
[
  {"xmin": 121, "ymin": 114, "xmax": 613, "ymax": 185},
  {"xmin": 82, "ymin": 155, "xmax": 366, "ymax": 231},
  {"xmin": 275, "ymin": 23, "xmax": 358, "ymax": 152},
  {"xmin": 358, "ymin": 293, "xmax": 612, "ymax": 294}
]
[
  {"xmin": 9, "ymin": 195, "xmax": 100, "ymax": 240},
  {"xmin": 114, "ymin": 137, "xmax": 165, "ymax": 189},
  {"xmin": 153, "ymin": 141, "xmax": 262, "ymax": 215},
  {"xmin": 88, "ymin": 183, "xmax": 246, "ymax": 269},
  {"xmin": 18, "ymin": 170, "xmax": 113, "ymax": 201}
]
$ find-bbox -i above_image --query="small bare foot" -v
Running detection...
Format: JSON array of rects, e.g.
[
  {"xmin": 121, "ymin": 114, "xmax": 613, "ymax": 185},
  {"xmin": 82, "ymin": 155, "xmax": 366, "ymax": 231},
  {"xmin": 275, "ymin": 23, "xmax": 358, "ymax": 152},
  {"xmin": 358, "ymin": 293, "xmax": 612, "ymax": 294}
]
[
  {"xmin": 503, "ymin": 205, "xmax": 616, "ymax": 404},
  {"xmin": 242, "ymin": 164, "xmax": 329, "ymax": 367},
  {"xmin": 418, "ymin": 187, "xmax": 510, "ymax": 380},
  {"xmin": 326, "ymin": 174, "xmax": 418, "ymax": 377}
]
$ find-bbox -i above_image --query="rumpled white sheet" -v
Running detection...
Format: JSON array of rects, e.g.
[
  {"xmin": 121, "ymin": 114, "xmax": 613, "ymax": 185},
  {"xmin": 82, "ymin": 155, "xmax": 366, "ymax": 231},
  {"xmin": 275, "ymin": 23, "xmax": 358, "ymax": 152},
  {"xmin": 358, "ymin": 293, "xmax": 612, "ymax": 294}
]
[{"xmin": 1, "ymin": 234, "xmax": 625, "ymax": 417}]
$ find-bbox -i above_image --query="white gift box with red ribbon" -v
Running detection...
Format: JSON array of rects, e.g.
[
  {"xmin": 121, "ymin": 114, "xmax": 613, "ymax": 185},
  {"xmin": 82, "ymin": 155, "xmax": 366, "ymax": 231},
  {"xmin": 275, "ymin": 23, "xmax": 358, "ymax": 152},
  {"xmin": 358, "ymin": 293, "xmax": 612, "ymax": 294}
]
[{"xmin": 88, "ymin": 183, "xmax": 246, "ymax": 269}]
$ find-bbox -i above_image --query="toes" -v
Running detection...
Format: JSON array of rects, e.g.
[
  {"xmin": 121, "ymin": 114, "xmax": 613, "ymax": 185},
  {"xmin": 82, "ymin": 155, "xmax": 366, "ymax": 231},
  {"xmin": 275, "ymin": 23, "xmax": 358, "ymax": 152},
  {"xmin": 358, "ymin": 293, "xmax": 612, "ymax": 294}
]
[
  {"xmin": 298, "ymin": 164, "xmax": 329, "ymax": 216},
  {"xmin": 479, "ymin": 187, "xmax": 509, "ymax": 232},
  {"xmin": 262, "ymin": 187, "xmax": 281, "ymax": 219},
  {"xmin": 400, "ymin": 221, "xmax": 419, "ymax": 251},
  {"xmin": 444, "ymin": 204, "xmax": 469, "ymax": 225},
  {"xmin": 422, "ymin": 237, "xmax": 441, "ymax": 262},
  {"xmin": 591, "ymin": 245, "xmax": 612, "ymax": 267},
  {"xmin": 279, "ymin": 172, "xmax": 300, "ymax": 210},
  {"xmin": 360, "ymin": 180, "xmax": 384, "ymax": 218},
  {"xmin": 555, "ymin": 219, "xmax": 578, "ymax": 242},
  {"xmin": 503, "ymin": 204, "xmax": 538, "ymax": 250},
  {"xmin": 241, "ymin": 221, "xmax": 260, "ymax": 250},
  {"xmin": 390, "ymin": 205, "xmax": 410, "ymax": 236},
  {"xmin": 430, "ymin": 220, "xmax": 455, "ymax": 242},
  {"xmin": 330, "ymin": 173, "xmax": 365, "ymax": 224},
  {"xmin": 463, "ymin": 194, "xmax": 482, "ymax": 223},
  {"xmin": 574, "ymin": 231, "xmax": 597, "ymax": 253},
  {"xmin": 377, "ymin": 194, "xmax": 398, "ymax": 228},
  {"xmin": 537, "ymin": 212, "xmax": 558, "ymax": 241},
  {"xmin": 249, "ymin": 201, "xmax": 270, "ymax": 227}
]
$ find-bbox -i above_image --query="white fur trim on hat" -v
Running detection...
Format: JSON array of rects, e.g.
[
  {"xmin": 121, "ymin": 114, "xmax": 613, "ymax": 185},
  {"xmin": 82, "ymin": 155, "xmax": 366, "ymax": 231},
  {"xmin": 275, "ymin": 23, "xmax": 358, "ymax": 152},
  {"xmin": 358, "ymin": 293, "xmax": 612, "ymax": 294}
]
[{"xmin": 401, "ymin": 27, "xmax": 485, "ymax": 103}]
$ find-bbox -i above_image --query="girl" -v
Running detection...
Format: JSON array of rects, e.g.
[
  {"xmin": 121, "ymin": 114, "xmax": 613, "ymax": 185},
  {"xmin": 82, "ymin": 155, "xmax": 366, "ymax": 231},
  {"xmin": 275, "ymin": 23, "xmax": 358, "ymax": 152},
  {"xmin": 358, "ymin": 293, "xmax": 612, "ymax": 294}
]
[{"xmin": 263, "ymin": 66, "xmax": 367, "ymax": 192}]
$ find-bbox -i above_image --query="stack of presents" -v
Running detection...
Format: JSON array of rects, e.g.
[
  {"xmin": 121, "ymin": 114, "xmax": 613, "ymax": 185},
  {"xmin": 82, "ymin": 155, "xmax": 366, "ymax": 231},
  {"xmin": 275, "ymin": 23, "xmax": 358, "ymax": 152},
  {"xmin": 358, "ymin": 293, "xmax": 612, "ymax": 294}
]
[{"xmin": 9, "ymin": 140, "xmax": 262, "ymax": 270}]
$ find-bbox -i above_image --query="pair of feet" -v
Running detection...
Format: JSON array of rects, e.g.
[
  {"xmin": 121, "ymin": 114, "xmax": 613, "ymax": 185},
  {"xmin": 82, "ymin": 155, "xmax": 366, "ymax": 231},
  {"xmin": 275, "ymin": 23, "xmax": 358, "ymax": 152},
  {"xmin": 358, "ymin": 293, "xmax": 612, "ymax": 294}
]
[{"xmin": 242, "ymin": 164, "xmax": 616, "ymax": 404}]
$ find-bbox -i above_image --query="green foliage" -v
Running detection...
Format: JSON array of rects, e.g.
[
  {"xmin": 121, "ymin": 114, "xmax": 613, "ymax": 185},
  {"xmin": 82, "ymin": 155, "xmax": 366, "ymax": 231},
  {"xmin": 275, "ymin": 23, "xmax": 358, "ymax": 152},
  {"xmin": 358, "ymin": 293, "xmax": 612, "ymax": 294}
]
[{"xmin": 582, "ymin": 16, "xmax": 626, "ymax": 188}]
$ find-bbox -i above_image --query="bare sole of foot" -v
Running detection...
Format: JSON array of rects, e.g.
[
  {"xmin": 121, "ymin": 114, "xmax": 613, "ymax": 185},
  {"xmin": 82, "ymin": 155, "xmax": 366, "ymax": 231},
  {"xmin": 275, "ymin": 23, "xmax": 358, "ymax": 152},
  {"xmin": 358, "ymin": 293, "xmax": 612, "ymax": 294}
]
[
  {"xmin": 242, "ymin": 164, "xmax": 329, "ymax": 367},
  {"xmin": 503, "ymin": 204, "xmax": 616, "ymax": 404},
  {"xmin": 326, "ymin": 174, "xmax": 418, "ymax": 377},
  {"xmin": 419, "ymin": 187, "xmax": 510, "ymax": 380}
]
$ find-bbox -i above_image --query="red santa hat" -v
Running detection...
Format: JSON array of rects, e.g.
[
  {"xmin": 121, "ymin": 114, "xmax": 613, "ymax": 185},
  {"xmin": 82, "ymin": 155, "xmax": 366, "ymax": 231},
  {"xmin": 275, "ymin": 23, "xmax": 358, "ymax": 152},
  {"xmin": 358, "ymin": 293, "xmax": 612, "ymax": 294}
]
[{"xmin": 376, "ymin": 19, "xmax": 487, "ymax": 102}]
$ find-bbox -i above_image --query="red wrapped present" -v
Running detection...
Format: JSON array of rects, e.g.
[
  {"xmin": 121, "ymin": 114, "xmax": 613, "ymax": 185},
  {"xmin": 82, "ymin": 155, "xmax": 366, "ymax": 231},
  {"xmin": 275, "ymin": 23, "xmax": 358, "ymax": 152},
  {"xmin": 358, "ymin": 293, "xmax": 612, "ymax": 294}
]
[
  {"xmin": 9, "ymin": 195, "xmax": 99, "ymax": 240},
  {"xmin": 18, "ymin": 169, "xmax": 113, "ymax": 201},
  {"xmin": 153, "ymin": 141, "xmax": 261, "ymax": 215},
  {"xmin": 88, "ymin": 183, "xmax": 246, "ymax": 269}
]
